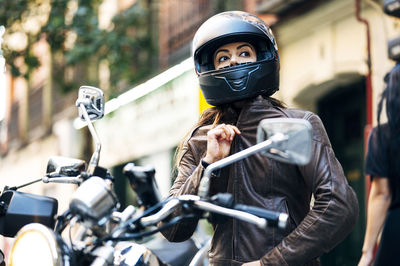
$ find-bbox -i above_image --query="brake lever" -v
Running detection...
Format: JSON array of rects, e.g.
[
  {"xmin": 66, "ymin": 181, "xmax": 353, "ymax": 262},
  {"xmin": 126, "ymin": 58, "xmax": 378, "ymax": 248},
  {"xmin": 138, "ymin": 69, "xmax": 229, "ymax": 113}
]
[
  {"xmin": 210, "ymin": 193, "xmax": 234, "ymax": 208},
  {"xmin": 42, "ymin": 175, "xmax": 82, "ymax": 185}
]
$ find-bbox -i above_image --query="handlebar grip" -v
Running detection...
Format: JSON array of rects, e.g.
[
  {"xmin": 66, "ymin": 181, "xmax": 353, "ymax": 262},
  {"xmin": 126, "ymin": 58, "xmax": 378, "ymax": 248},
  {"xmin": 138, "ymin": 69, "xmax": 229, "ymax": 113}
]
[{"xmin": 234, "ymin": 204, "xmax": 288, "ymax": 230}]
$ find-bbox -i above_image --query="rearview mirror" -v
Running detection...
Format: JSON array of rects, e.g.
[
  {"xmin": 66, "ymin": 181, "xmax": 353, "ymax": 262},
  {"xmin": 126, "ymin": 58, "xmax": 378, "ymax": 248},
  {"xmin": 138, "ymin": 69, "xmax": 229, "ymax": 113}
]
[
  {"xmin": 76, "ymin": 86, "xmax": 104, "ymax": 121},
  {"xmin": 257, "ymin": 118, "xmax": 312, "ymax": 165},
  {"xmin": 75, "ymin": 86, "xmax": 104, "ymax": 174},
  {"xmin": 199, "ymin": 118, "xmax": 313, "ymax": 198},
  {"xmin": 46, "ymin": 156, "xmax": 87, "ymax": 177}
]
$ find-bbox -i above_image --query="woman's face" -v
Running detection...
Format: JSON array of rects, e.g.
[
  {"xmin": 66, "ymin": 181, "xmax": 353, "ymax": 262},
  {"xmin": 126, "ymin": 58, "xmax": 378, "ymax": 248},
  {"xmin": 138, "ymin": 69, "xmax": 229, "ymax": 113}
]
[{"xmin": 213, "ymin": 42, "xmax": 257, "ymax": 70}]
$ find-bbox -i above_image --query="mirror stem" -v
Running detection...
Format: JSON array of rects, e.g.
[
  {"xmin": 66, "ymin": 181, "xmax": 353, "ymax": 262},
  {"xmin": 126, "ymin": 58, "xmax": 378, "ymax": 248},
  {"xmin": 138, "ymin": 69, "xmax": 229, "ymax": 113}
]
[
  {"xmin": 78, "ymin": 103, "xmax": 102, "ymax": 175},
  {"xmin": 5, "ymin": 178, "xmax": 43, "ymax": 191},
  {"xmin": 198, "ymin": 139, "xmax": 273, "ymax": 198}
]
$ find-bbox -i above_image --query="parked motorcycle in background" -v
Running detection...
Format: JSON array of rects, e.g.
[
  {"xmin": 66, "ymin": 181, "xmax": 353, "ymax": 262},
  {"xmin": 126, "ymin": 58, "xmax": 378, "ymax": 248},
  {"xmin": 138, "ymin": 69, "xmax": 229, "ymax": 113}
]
[{"xmin": 0, "ymin": 86, "xmax": 312, "ymax": 266}]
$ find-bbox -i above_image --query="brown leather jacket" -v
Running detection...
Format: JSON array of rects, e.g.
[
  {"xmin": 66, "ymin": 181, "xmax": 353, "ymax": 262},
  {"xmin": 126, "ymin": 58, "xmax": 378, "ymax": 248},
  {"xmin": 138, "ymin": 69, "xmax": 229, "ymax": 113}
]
[{"xmin": 161, "ymin": 97, "xmax": 359, "ymax": 266}]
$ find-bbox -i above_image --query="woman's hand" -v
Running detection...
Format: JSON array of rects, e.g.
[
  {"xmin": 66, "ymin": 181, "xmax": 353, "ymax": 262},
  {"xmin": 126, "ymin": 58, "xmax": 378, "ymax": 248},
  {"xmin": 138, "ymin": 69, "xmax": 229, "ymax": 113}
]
[
  {"xmin": 203, "ymin": 123, "xmax": 241, "ymax": 164},
  {"xmin": 242, "ymin": 260, "xmax": 261, "ymax": 266}
]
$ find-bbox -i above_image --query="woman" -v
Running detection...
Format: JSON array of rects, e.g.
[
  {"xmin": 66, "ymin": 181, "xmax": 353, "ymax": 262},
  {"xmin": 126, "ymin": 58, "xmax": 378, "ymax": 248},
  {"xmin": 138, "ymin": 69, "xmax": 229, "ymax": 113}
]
[
  {"xmin": 162, "ymin": 11, "xmax": 358, "ymax": 265},
  {"xmin": 358, "ymin": 64, "xmax": 400, "ymax": 266}
]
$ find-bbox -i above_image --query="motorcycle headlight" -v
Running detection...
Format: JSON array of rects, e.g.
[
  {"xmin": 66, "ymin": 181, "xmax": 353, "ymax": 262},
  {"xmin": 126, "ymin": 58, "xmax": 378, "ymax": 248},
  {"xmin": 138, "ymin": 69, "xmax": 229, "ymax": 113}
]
[{"xmin": 9, "ymin": 223, "xmax": 62, "ymax": 266}]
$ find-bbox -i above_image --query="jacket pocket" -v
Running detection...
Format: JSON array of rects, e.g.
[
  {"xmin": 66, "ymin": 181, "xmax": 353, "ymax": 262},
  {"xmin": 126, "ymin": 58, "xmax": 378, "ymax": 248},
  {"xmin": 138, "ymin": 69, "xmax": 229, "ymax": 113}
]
[
  {"xmin": 263, "ymin": 196, "xmax": 296, "ymax": 243},
  {"xmin": 282, "ymin": 198, "xmax": 297, "ymax": 233}
]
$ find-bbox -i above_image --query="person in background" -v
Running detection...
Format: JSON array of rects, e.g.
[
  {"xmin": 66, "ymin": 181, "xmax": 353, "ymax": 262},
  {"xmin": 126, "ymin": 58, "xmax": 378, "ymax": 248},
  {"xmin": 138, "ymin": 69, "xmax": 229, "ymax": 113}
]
[
  {"xmin": 358, "ymin": 64, "xmax": 400, "ymax": 266},
  {"xmin": 162, "ymin": 11, "xmax": 359, "ymax": 265}
]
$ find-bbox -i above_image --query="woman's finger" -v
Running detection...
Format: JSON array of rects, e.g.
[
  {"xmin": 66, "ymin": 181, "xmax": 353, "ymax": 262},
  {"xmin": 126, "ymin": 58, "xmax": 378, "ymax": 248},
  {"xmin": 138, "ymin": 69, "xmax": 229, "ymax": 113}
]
[
  {"xmin": 225, "ymin": 125, "xmax": 236, "ymax": 141},
  {"xmin": 212, "ymin": 124, "xmax": 241, "ymax": 141},
  {"xmin": 222, "ymin": 125, "xmax": 240, "ymax": 141},
  {"xmin": 209, "ymin": 127, "xmax": 226, "ymax": 139},
  {"xmin": 219, "ymin": 125, "xmax": 232, "ymax": 141},
  {"xmin": 231, "ymin": 125, "xmax": 241, "ymax": 135}
]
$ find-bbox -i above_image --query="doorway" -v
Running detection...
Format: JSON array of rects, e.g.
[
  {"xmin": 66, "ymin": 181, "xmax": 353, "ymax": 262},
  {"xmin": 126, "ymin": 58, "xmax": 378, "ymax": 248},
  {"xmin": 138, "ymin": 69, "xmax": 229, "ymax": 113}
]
[{"xmin": 318, "ymin": 79, "xmax": 366, "ymax": 265}]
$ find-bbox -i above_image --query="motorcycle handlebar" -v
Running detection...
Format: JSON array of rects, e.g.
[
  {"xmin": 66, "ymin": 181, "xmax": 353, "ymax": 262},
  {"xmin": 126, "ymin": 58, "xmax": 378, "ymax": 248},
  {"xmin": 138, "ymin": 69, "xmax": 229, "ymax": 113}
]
[
  {"xmin": 234, "ymin": 204, "xmax": 288, "ymax": 230},
  {"xmin": 137, "ymin": 195, "xmax": 287, "ymax": 230},
  {"xmin": 193, "ymin": 199, "xmax": 267, "ymax": 229},
  {"xmin": 140, "ymin": 198, "xmax": 180, "ymax": 227}
]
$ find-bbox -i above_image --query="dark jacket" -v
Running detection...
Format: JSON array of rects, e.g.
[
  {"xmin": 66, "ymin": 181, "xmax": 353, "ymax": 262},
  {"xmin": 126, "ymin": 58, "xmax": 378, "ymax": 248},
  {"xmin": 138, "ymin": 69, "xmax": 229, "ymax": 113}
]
[{"xmin": 161, "ymin": 97, "xmax": 359, "ymax": 266}]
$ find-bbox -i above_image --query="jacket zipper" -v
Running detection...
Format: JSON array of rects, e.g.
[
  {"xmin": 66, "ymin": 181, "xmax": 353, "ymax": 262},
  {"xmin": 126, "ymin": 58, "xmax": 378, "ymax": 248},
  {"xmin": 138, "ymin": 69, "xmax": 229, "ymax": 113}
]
[{"xmin": 232, "ymin": 136, "xmax": 238, "ymax": 262}]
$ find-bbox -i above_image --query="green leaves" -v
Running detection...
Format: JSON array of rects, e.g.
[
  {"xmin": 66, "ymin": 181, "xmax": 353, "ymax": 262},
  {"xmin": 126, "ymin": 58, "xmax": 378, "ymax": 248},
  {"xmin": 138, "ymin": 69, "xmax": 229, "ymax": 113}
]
[{"xmin": 0, "ymin": 0, "xmax": 154, "ymax": 95}]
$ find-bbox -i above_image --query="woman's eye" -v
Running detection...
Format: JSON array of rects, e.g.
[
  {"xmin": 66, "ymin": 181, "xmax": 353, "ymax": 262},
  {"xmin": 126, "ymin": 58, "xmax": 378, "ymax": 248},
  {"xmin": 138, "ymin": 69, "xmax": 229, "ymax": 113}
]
[
  {"xmin": 239, "ymin": 51, "xmax": 250, "ymax": 57},
  {"xmin": 218, "ymin": 55, "xmax": 229, "ymax": 63}
]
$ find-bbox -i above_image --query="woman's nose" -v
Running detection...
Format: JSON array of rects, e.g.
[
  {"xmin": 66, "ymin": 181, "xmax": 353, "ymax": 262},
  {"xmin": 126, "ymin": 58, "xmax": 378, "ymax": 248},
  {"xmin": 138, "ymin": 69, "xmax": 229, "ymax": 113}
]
[{"xmin": 230, "ymin": 55, "xmax": 238, "ymax": 66}]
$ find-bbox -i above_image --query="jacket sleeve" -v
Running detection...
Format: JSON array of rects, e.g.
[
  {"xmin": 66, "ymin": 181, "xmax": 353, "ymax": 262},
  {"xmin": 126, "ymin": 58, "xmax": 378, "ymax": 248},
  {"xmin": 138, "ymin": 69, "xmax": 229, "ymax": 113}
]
[
  {"xmin": 261, "ymin": 114, "xmax": 359, "ymax": 265},
  {"xmin": 160, "ymin": 133, "xmax": 206, "ymax": 242}
]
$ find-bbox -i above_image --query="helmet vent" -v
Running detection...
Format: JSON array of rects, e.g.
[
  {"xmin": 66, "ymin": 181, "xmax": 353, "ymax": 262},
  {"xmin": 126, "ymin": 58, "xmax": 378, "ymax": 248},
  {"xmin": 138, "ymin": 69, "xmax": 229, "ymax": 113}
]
[
  {"xmin": 227, "ymin": 76, "xmax": 248, "ymax": 91},
  {"xmin": 214, "ymin": 65, "xmax": 259, "ymax": 91}
]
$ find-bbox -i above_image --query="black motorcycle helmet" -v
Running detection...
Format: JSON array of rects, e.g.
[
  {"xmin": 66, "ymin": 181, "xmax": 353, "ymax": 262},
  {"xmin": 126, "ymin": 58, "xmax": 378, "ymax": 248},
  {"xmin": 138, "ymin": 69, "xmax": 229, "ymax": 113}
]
[{"xmin": 192, "ymin": 11, "xmax": 280, "ymax": 106}]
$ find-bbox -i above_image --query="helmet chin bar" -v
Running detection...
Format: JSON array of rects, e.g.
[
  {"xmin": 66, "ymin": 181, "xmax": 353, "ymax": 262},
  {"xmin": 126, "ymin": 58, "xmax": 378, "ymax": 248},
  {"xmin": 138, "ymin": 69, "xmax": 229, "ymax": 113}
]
[
  {"xmin": 215, "ymin": 64, "xmax": 260, "ymax": 92},
  {"xmin": 198, "ymin": 59, "xmax": 279, "ymax": 106}
]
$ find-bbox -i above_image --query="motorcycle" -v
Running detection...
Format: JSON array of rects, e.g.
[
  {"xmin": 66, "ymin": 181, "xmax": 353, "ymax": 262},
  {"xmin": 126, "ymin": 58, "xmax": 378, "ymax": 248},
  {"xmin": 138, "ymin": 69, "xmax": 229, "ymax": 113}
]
[{"xmin": 0, "ymin": 86, "xmax": 312, "ymax": 266}]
